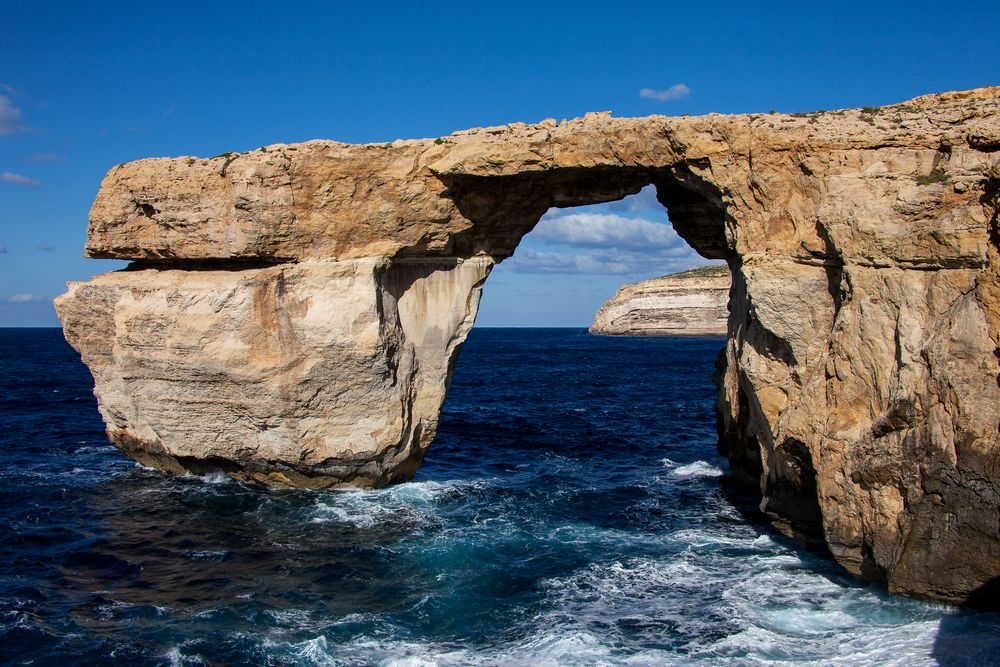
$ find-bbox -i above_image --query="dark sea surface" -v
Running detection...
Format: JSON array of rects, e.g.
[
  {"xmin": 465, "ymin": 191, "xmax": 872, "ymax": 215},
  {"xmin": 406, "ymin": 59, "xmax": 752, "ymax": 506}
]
[{"xmin": 1, "ymin": 327, "xmax": 998, "ymax": 666}]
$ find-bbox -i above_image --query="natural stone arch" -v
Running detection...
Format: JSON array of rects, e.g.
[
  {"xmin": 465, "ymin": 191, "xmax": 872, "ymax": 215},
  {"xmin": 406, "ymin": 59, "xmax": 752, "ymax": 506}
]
[
  {"xmin": 57, "ymin": 89, "xmax": 1000, "ymax": 605},
  {"xmin": 433, "ymin": 164, "xmax": 729, "ymax": 261}
]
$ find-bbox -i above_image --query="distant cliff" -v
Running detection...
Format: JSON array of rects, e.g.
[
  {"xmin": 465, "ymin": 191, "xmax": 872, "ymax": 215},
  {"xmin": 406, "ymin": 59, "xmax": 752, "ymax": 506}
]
[{"xmin": 590, "ymin": 266, "xmax": 730, "ymax": 336}]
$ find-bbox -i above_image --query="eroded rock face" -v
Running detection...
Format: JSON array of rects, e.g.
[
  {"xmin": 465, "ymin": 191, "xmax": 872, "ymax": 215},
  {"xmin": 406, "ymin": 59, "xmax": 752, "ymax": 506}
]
[
  {"xmin": 58, "ymin": 257, "xmax": 491, "ymax": 487},
  {"xmin": 590, "ymin": 265, "xmax": 730, "ymax": 336},
  {"xmin": 58, "ymin": 88, "xmax": 1000, "ymax": 605}
]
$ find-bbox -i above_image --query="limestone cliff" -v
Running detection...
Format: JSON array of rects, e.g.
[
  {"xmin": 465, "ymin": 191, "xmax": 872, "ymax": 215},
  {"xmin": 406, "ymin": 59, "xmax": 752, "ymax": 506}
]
[
  {"xmin": 590, "ymin": 265, "xmax": 730, "ymax": 336},
  {"xmin": 57, "ymin": 87, "xmax": 1000, "ymax": 606},
  {"xmin": 57, "ymin": 257, "xmax": 490, "ymax": 487}
]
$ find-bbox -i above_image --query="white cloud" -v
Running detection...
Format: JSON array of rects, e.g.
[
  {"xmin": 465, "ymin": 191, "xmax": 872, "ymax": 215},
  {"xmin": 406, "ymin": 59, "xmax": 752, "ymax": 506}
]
[
  {"xmin": 509, "ymin": 249, "xmax": 619, "ymax": 274},
  {"xmin": 35, "ymin": 242, "xmax": 55, "ymax": 251},
  {"xmin": 0, "ymin": 95, "xmax": 24, "ymax": 136},
  {"xmin": 639, "ymin": 84, "xmax": 691, "ymax": 102},
  {"xmin": 508, "ymin": 246, "xmax": 704, "ymax": 275},
  {"xmin": 533, "ymin": 212, "xmax": 684, "ymax": 251},
  {"xmin": 25, "ymin": 152, "xmax": 67, "ymax": 164},
  {"xmin": 0, "ymin": 242, "xmax": 6, "ymax": 253},
  {"xmin": 505, "ymin": 207, "xmax": 709, "ymax": 275},
  {"xmin": 3, "ymin": 293, "xmax": 45, "ymax": 303},
  {"xmin": 1, "ymin": 171, "xmax": 39, "ymax": 187}
]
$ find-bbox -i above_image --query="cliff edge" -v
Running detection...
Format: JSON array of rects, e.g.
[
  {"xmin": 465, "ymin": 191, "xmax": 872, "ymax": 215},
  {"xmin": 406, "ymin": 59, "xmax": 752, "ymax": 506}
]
[{"xmin": 590, "ymin": 265, "xmax": 730, "ymax": 336}]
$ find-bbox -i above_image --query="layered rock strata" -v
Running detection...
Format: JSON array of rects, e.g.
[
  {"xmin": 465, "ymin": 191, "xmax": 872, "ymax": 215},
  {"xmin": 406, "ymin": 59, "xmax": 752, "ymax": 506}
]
[
  {"xmin": 590, "ymin": 265, "xmax": 730, "ymax": 336},
  {"xmin": 58, "ymin": 87, "xmax": 1000, "ymax": 605}
]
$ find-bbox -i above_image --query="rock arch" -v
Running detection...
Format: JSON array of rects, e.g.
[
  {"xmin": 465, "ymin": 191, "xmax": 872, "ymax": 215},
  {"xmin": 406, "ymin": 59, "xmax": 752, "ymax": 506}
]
[{"xmin": 57, "ymin": 90, "xmax": 1000, "ymax": 605}]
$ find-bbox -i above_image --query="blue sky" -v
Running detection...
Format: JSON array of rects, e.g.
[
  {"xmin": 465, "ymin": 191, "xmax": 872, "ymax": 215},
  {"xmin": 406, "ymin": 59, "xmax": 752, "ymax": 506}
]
[{"xmin": 1, "ymin": 1, "xmax": 997, "ymax": 326}]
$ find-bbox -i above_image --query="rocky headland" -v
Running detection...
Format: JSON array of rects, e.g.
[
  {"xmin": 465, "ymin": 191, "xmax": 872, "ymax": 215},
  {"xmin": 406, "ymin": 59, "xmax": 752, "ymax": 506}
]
[
  {"xmin": 57, "ymin": 87, "xmax": 1000, "ymax": 605},
  {"xmin": 590, "ymin": 265, "xmax": 730, "ymax": 336}
]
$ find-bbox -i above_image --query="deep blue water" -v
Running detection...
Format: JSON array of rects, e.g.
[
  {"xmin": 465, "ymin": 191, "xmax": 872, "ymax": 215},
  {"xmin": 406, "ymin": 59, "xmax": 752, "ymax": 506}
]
[{"xmin": 1, "ymin": 327, "xmax": 998, "ymax": 666}]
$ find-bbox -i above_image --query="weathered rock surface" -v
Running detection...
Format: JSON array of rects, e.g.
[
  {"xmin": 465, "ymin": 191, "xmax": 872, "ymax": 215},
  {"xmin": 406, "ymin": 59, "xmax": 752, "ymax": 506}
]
[
  {"xmin": 57, "ymin": 257, "xmax": 490, "ymax": 487},
  {"xmin": 590, "ymin": 265, "xmax": 730, "ymax": 336},
  {"xmin": 57, "ymin": 87, "xmax": 1000, "ymax": 606}
]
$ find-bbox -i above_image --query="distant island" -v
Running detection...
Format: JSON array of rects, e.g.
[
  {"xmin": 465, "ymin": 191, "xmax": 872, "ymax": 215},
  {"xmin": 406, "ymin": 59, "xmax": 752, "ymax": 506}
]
[{"xmin": 590, "ymin": 265, "xmax": 729, "ymax": 336}]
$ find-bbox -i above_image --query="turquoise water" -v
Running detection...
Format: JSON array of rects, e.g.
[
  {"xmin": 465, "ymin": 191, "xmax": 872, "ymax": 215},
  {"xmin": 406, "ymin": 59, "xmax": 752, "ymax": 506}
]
[{"xmin": 1, "ymin": 328, "xmax": 997, "ymax": 666}]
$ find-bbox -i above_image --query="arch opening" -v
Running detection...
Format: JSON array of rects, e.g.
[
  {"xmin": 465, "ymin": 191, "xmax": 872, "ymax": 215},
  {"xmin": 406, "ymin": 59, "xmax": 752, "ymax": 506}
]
[
  {"xmin": 431, "ymin": 164, "xmax": 730, "ymax": 263},
  {"xmin": 471, "ymin": 183, "xmax": 726, "ymax": 329},
  {"xmin": 423, "ymin": 181, "xmax": 740, "ymax": 484}
]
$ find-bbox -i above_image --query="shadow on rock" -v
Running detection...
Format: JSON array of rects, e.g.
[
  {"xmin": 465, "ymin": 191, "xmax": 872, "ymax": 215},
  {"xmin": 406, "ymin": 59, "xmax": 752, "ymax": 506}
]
[{"xmin": 932, "ymin": 580, "xmax": 1000, "ymax": 667}]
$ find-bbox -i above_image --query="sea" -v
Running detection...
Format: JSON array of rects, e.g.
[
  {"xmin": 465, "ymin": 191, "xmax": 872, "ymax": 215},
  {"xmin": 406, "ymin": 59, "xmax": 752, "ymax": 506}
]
[{"xmin": 1, "ymin": 327, "xmax": 998, "ymax": 666}]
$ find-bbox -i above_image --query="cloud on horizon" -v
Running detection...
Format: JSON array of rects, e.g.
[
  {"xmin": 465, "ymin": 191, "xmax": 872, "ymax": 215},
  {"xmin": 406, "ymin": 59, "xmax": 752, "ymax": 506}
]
[
  {"xmin": 0, "ymin": 94, "xmax": 26, "ymax": 136},
  {"xmin": 639, "ymin": 84, "xmax": 691, "ymax": 102},
  {"xmin": 1, "ymin": 171, "xmax": 39, "ymax": 187},
  {"xmin": 507, "ymin": 247, "xmax": 704, "ymax": 275},
  {"xmin": 3, "ymin": 293, "xmax": 45, "ymax": 303}
]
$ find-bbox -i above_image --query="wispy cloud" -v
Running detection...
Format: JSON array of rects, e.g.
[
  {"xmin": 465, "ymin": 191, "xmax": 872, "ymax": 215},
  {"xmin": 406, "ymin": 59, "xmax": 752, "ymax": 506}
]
[
  {"xmin": 533, "ymin": 212, "xmax": 684, "ymax": 251},
  {"xmin": 506, "ymin": 204, "xmax": 708, "ymax": 275},
  {"xmin": 508, "ymin": 246, "xmax": 703, "ymax": 275},
  {"xmin": 0, "ymin": 242, "xmax": 7, "ymax": 253},
  {"xmin": 35, "ymin": 242, "xmax": 55, "ymax": 251},
  {"xmin": 3, "ymin": 293, "xmax": 45, "ymax": 303},
  {"xmin": 639, "ymin": 84, "xmax": 691, "ymax": 102},
  {"xmin": 24, "ymin": 152, "xmax": 67, "ymax": 164},
  {"xmin": 161, "ymin": 106, "xmax": 175, "ymax": 119},
  {"xmin": 1, "ymin": 171, "xmax": 39, "ymax": 187},
  {"xmin": 0, "ymin": 95, "xmax": 26, "ymax": 136}
]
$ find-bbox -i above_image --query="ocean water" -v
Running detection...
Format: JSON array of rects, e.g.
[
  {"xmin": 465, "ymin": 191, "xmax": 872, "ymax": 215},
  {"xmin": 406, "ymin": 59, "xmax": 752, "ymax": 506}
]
[{"xmin": 1, "ymin": 328, "xmax": 998, "ymax": 666}]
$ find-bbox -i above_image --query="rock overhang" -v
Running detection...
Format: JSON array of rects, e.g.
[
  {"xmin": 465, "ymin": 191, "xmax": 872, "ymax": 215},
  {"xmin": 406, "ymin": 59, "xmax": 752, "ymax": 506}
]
[{"xmin": 87, "ymin": 88, "xmax": 999, "ymax": 264}]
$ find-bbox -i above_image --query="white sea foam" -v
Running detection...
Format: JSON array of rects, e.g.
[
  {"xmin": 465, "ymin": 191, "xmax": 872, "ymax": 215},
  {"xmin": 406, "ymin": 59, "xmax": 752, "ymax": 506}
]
[
  {"xmin": 501, "ymin": 631, "xmax": 615, "ymax": 666},
  {"xmin": 671, "ymin": 460, "xmax": 724, "ymax": 478},
  {"xmin": 308, "ymin": 479, "xmax": 484, "ymax": 528},
  {"xmin": 257, "ymin": 609, "xmax": 960, "ymax": 667},
  {"xmin": 273, "ymin": 632, "xmax": 623, "ymax": 667},
  {"xmin": 163, "ymin": 645, "xmax": 208, "ymax": 666},
  {"xmin": 666, "ymin": 526, "xmax": 777, "ymax": 551},
  {"xmin": 289, "ymin": 635, "xmax": 337, "ymax": 665},
  {"xmin": 191, "ymin": 470, "xmax": 233, "ymax": 484},
  {"xmin": 383, "ymin": 479, "xmax": 483, "ymax": 504},
  {"xmin": 513, "ymin": 528, "xmax": 957, "ymax": 667},
  {"xmin": 309, "ymin": 500, "xmax": 398, "ymax": 528},
  {"xmin": 1, "ymin": 609, "xmax": 30, "ymax": 628},
  {"xmin": 382, "ymin": 656, "xmax": 446, "ymax": 667}
]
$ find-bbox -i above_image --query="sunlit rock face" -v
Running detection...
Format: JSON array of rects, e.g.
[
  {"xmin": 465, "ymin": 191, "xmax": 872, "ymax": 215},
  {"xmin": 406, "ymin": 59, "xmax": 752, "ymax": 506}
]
[
  {"xmin": 590, "ymin": 265, "xmax": 730, "ymax": 336},
  {"xmin": 57, "ymin": 257, "xmax": 491, "ymax": 488},
  {"xmin": 58, "ymin": 88, "xmax": 1000, "ymax": 605}
]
